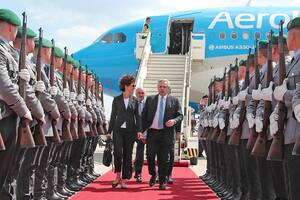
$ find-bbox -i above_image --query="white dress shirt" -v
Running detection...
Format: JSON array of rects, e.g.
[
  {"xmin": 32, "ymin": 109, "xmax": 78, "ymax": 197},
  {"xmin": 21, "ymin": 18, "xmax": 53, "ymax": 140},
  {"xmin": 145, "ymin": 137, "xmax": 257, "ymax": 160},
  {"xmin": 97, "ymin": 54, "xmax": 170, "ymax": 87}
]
[
  {"xmin": 150, "ymin": 95, "xmax": 167, "ymax": 129},
  {"xmin": 121, "ymin": 98, "xmax": 129, "ymax": 128}
]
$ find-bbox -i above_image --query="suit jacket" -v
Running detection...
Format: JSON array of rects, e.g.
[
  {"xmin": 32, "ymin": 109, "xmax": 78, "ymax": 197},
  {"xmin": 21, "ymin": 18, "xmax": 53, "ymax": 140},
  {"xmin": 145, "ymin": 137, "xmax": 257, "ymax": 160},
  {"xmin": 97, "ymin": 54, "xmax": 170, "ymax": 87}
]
[
  {"xmin": 108, "ymin": 94, "xmax": 142, "ymax": 133},
  {"xmin": 142, "ymin": 94, "xmax": 183, "ymax": 134}
]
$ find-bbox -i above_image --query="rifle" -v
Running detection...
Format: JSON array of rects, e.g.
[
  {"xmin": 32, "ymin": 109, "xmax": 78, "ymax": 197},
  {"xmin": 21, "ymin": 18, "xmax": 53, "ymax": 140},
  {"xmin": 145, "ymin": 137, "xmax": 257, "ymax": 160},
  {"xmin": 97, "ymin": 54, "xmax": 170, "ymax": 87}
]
[
  {"xmin": 228, "ymin": 49, "xmax": 251, "ymax": 145},
  {"xmin": 61, "ymin": 47, "xmax": 73, "ymax": 142},
  {"xmin": 85, "ymin": 66, "xmax": 96, "ymax": 137},
  {"xmin": 211, "ymin": 68, "xmax": 227, "ymax": 141},
  {"xmin": 94, "ymin": 77, "xmax": 105, "ymax": 135},
  {"xmin": 18, "ymin": 12, "xmax": 35, "ymax": 148},
  {"xmin": 268, "ymin": 21, "xmax": 286, "ymax": 160},
  {"xmin": 48, "ymin": 39, "xmax": 61, "ymax": 144},
  {"xmin": 252, "ymin": 31, "xmax": 274, "ymax": 156},
  {"xmin": 207, "ymin": 76, "xmax": 217, "ymax": 140},
  {"xmin": 69, "ymin": 63, "xmax": 79, "ymax": 140},
  {"xmin": 218, "ymin": 64, "xmax": 234, "ymax": 144},
  {"xmin": 200, "ymin": 79, "xmax": 213, "ymax": 138},
  {"xmin": 77, "ymin": 63, "xmax": 87, "ymax": 138},
  {"xmin": 31, "ymin": 27, "xmax": 47, "ymax": 147},
  {"xmin": 0, "ymin": 133, "xmax": 5, "ymax": 150},
  {"xmin": 247, "ymin": 40, "xmax": 261, "ymax": 151}
]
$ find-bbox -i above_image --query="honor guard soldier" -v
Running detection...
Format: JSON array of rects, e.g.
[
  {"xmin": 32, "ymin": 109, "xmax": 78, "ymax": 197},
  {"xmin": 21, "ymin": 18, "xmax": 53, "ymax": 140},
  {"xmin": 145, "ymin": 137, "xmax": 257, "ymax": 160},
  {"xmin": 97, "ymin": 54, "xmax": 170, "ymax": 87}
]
[
  {"xmin": 13, "ymin": 26, "xmax": 45, "ymax": 200},
  {"xmin": 45, "ymin": 46, "xmax": 72, "ymax": 200},
  {"xmin": 251, "ymin": 40, "xmax": 276, "ymax": 200},
  {"xmin": 31, "ymin": 36, "xmax": 61, "ymax": 200},
  {"xmin": 0, "ymin": 8, "xmax": 34, "ymax": 196},
  {"xmin": 274, "ymin": 17, "xmax": 300, "ymax": 200}
]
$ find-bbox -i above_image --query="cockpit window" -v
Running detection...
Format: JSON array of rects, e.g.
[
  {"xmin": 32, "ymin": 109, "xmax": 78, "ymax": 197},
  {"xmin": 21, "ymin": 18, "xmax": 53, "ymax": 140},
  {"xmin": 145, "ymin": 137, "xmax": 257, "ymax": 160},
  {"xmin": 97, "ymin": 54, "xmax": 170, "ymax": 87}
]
[
  {"xmin": 99, "ymin": 33, "xmax": 112, "ymax": 43},
  {"xmin": 114, "ymin": 33, "xmax": 126, "ymax": 43}
]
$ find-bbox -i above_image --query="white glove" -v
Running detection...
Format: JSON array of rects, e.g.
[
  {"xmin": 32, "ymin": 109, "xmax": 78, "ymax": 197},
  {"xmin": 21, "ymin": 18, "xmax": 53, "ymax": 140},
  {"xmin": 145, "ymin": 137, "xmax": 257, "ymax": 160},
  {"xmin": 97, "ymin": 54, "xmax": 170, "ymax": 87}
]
[
  {"xmin": 261, "ymin": 81, "xmax": 274, "ymax": 101},
  {"xmin": 238, "ymin": 87, "xmax": 248, "ymax": 101},
  {"xmin": 86, "ymin": 99, "xmax": 92, "ymax": 106},
  {"xmin": 247, "ymin": 113, "xmax": 255, "ymax": 128},
  {"xmin": 232, "ymin": 96, "xmax": 239, "ymax": 105},
  {"xmin": 63, "ymin": 88, "xmax": 70, "ymax": 99},
  {"xmin": 70, "ymin": 92, "xmax": 76, "ymax": 100},
  {"xmin": 274, "ymin": 78, "xmax": 288, "ymax": 102},
  {"xmin": 35, "ymin": 80, "xmax": 45, "ymax": 92},
  {"xmin": 96, "ymin": 100, "xmax": 102, "ymax": 107},
  {"xmin": 229, "ymin": 117, "xmax": 234, "ymax": 129},
  {"xmin": 19, "ymin": 68, "xmax": 30, "ymax": 83},
  {"xmin": 50, "ymin": 86, "xmax": 58, "ymax": 96},
  {"xmin": 39, "ymin": 114, "xmax": 46, "ymax": 124},
  {"xmin": 206, "ymin": 105, "xmax": 211, "ymax": 113},
  {"xmin": 23, "ymin": 110, "xmax": 33, "ymax": 121},
  {"xmin": 208, "ymin": 119, "xmax": 213, "ymax": 127},
  {"xmin": 294, "ymin": 104, "xmax": 300, "ymax": 123},
  {"xmin": 223, "ymin": 97, "xmax": 231, "ymax": 109},
  {"xmin": 232, "ymin": 113, "xmax": 240, "ymax": 129},
  {"xmin": 269, "ymin": 110, "xmax": 279, "ymax": 136},
  {"xmin": 77, "ymin": 94, "xmax": 84, "ymax": 102},
  {"xmin": 255, "ymin": 117, "xmax": 263, "ymax": 133},
  {"xmin": 203, "ymin": 119, "xmax": 208, "ymax": 127},
  {"xmin": 211, "ymin": 103, "xmax": 217, "ymax": 111},
  {"xmin": 252, "ymin": 84, "xmax": 262, "ymax": 100},
  {"xmin": 219, "ymin": 118, "xmax": 225, "ymax": 130},
  {"xmin": 218, "ymin": 98, "xmax": 225, "ymax": 109}
]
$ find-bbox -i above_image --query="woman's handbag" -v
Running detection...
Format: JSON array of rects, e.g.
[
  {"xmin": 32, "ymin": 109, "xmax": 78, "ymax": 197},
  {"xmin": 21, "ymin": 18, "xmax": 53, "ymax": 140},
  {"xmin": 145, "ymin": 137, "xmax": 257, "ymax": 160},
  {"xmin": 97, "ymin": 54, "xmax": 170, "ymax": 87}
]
[{"xmin": 102, "ymin": 139, "xmax": 113, "ymax": 167}]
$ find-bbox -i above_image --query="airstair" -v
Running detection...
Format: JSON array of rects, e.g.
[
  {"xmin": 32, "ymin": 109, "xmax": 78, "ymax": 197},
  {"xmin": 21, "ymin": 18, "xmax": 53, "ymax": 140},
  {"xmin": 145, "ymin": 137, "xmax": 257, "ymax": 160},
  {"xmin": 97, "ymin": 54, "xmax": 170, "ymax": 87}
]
[{"xmin": 135, "ymin": 32, "xmax": 193, "ymax": 163}]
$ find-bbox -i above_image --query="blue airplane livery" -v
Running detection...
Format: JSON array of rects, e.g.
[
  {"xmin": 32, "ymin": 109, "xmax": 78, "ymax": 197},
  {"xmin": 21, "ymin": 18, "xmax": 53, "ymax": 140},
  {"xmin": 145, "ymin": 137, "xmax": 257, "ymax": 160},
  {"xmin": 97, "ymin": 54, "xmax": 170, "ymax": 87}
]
[{"xmin": 74, "ymin": 7, "xmax": 300, "ymax": 110}]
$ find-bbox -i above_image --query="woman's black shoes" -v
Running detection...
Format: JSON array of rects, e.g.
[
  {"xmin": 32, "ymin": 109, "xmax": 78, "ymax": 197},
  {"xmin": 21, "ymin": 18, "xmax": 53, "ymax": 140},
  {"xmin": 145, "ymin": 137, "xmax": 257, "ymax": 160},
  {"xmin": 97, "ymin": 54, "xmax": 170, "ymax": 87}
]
[{"xmin": 112, "ymin": 179, "xmax": 120, "ymax": 188}]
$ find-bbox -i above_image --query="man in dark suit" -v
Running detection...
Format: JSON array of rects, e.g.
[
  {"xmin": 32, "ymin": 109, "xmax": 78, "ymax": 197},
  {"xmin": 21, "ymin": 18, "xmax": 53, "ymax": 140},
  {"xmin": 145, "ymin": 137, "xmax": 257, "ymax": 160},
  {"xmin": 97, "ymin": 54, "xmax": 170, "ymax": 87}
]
[
  {"xmin": 142, "ymin": 79, "xmax": 183, "ymax": 190},
  {"xmin": 134, "ymin": 87, "xmax": 146, "ymax": 183}
]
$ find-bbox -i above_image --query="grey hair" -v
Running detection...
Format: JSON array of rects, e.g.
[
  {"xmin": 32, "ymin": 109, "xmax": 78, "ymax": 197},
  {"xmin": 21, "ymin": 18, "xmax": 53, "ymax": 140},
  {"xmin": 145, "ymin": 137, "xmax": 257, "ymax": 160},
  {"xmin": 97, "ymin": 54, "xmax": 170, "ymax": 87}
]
[
  {"xmin": 135, "ymin": 87, "xmax": 146, "ymax": 92},
  {"xmin": 157, "ymin": 79, "xmax": 171, "ymax": 87}
]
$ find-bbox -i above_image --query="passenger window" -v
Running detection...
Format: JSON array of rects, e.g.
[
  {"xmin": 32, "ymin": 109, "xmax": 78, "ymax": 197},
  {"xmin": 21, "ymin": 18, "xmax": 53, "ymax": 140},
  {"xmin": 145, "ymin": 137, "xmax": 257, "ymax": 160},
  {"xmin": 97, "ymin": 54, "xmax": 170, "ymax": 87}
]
[
  {"xmin": 231, "ymin": 32, "xmax": 238, "ymax": 40},
  {"xmin": 100, "ymin": 33, "xmax": 112, "ymax": 43},
  {"xmin": 219, "ymin": 32, "xmax": 226, "ymax": 40},
  {"xmin": 242, "ymin": 32, "xmax": 249, "ymax": 40},
  {"xmin": 114, "ymin": 33, "xmax": 126, "ymax": 43}
]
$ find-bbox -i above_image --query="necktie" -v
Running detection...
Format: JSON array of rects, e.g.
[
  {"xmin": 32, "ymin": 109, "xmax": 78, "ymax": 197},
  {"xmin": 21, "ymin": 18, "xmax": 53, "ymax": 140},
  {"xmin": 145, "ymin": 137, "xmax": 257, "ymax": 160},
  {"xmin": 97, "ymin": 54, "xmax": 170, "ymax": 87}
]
[
  {"xmin": 139, "ymin": 101, "xmax": 143, "ymax": 115},
  {"xmin": 158, "ymin": 96, "xmax": 164, "ymax": 129}
]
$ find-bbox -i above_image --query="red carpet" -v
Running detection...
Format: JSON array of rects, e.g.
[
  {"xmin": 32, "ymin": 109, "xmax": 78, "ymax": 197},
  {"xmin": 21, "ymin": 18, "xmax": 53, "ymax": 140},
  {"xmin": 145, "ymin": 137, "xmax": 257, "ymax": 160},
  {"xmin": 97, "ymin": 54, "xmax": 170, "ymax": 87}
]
[{"xmin": 70, "ymin": 166, "xmax": 219, "ymax": 200}]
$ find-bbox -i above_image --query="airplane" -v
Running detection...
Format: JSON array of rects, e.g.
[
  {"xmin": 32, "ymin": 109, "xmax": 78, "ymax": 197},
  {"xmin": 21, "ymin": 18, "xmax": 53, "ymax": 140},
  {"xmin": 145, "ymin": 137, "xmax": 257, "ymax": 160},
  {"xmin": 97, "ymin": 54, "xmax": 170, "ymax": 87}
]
[{"xmin": 74, "ymin": 7, "xmax": 300, "ymax": 114}]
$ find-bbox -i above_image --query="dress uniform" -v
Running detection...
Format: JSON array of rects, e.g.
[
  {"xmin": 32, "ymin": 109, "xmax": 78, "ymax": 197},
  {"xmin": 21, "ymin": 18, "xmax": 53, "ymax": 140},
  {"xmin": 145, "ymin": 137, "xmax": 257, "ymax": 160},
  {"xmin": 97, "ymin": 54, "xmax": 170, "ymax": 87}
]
[
  {"xmin": 251, "ymin": 40, "xmax": 276, "ymax": 200},
  {"xmin": 11, "ymin": 26, "xmax": 45, "ymax": 200},
  {"xmin": 46, "ymin": 47, "xmax": 73, "ymax": 200},
  {"xmin": 257, "ymin": 36, "xmax": 289, "ymax": 200},
  {"xmin": 274, "ymin": 17, "xmax": 300, "ymax": 200},
  {"xmin": 0, "ymin": 9, "xmax": 34, "ymax": 197},
  {"xmin": 31, "ymin": 37, "xmax": 61, "ymax": 200}
]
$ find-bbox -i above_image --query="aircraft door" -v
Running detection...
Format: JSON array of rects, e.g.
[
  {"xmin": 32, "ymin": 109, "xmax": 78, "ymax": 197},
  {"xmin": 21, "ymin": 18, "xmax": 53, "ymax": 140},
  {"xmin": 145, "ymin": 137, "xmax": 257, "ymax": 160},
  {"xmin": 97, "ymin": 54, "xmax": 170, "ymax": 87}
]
[{"xmin": 148, "ymin": 15, "xmax": 169, "ymax": 54}]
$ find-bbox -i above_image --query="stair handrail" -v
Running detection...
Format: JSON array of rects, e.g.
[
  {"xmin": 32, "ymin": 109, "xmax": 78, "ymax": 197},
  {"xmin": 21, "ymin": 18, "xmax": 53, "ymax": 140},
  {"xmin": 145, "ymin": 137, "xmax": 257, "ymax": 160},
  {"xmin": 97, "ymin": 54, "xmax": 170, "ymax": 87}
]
[{"xmin": 135, "ymin": 32, "xmax": 151, "ymax": 88}]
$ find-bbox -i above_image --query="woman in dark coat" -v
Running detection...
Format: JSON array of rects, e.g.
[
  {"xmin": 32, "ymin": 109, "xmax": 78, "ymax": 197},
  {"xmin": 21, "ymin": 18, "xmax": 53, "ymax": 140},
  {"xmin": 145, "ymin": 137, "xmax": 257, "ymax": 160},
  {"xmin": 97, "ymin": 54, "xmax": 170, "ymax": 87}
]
[{"xmin": 106, "ymin": 75, "xmax": 142, "ymax": 189}]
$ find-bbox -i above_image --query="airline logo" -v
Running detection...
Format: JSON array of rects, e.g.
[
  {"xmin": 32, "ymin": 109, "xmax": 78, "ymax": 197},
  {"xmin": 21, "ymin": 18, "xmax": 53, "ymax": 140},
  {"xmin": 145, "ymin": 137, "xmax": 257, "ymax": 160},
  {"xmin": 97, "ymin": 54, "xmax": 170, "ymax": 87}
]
[{"xmin": 208, "ymin": 10, "xmax": 300, "ymax": 29}]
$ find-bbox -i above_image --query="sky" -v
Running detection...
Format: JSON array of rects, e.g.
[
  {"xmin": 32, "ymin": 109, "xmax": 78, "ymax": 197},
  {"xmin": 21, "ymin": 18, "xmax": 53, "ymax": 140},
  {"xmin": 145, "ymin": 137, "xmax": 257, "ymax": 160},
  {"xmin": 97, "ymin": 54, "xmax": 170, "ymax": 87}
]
[{"xmin": 4, "ymin": 0, "xmax": 299, "ymax": 54}]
